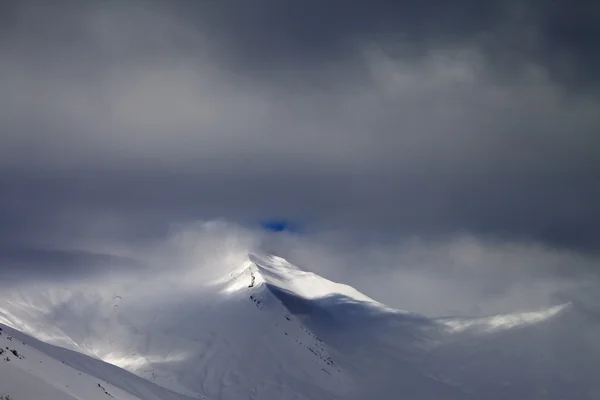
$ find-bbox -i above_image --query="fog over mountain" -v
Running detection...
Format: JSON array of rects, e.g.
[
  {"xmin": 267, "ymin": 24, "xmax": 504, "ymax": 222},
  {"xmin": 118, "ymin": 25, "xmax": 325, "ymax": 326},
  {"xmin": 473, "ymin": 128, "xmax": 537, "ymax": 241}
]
[{"xmin": 1, "ymin": 1, "xmax": 599, "ymax": 398}]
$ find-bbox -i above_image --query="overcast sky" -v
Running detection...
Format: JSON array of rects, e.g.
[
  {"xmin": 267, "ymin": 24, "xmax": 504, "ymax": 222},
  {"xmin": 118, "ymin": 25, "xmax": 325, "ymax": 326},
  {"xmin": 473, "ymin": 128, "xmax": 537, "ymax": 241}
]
[{"xmin": 1, "ymin": 1, "xmax": 599, "ymax": 315}]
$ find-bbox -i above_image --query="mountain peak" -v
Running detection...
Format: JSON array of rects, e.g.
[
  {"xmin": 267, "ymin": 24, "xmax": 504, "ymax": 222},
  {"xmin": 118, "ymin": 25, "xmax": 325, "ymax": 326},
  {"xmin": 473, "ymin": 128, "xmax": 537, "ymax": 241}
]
[
  {"xmin": 2, "ymin": 250, "xmax": 599, "ymax": 399},
  {"xmin": 240, "ymin": 253, "xmax": 392, "ymax": 310},
  {"xmin": 248, "ymin": 252, "xmax": 301, "ymax": 270}
]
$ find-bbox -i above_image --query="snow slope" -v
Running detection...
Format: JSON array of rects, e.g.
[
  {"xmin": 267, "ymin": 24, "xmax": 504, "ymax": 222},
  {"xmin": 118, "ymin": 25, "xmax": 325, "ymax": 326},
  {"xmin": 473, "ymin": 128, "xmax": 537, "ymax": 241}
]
[
  {"xmin": 0, "ymin": 254, "xmax": 351, "ymax": 399},
  {"xmin": 0, "ymin": 323, "xmax": 200, "ymax": 400},
  {"xmin": 1, "ymin": 252, "xmax": 600, "ymax": 399}
]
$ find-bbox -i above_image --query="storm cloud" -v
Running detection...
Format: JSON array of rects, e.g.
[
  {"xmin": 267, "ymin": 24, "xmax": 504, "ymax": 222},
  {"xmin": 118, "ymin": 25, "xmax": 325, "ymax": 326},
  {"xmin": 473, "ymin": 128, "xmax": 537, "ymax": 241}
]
[{"xmin": 1, "ymin": 0, "xmax": 599, "ymax": 299}]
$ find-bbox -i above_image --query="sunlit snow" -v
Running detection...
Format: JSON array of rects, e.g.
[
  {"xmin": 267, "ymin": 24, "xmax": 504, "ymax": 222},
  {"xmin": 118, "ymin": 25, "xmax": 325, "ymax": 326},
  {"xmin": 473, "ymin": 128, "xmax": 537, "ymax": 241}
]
[{"xmin": 1, "ymin": 252, "xmax": 599, "ymax": 399}]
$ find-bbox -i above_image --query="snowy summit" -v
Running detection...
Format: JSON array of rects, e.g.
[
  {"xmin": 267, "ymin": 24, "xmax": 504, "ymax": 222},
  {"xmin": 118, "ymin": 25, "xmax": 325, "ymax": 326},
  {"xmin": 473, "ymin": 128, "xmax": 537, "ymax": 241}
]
[{"xmin": 1, "ymin": 253, "xmax": 599, "ymax": 399}]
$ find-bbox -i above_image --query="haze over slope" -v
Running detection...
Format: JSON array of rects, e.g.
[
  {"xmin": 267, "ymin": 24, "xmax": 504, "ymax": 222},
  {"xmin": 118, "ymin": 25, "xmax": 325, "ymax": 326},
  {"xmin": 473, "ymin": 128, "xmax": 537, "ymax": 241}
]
[
  {"xmin": 1, "ymin": 251, "xmax": 599, "ymax": 399},
  {"xmin": 1, "ymin": 1, "xmax": 599, "ymax": 398}
]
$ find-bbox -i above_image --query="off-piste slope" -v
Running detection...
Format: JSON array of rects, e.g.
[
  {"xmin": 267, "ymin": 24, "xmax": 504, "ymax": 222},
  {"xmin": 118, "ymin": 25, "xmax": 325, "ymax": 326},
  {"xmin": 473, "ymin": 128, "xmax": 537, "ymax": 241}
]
[
  {"xmin": 272, "ymin": 269, "xmax": 600, "ymax": 399},
  {"xmin": 244, "ymin": 254, "xmax": 600, "ymax": 399},
  {"xmin": 0, "ymin": 254, "xmax": 353, "ymax": 400},
  {"xmin": 427, "ymin": 302, "xmax": 600, "ymax": 399},
  {"xmin": 0, "ymin": 323, "xmax": 200, "ymax": 400},
  {"xmin": 1, "ymin": 252, "xmax": 599, "ymax": 399}
]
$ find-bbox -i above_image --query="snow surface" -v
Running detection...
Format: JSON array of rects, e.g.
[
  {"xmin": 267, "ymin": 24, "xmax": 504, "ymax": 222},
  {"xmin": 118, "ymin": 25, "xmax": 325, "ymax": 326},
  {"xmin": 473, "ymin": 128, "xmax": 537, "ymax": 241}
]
[
  {"xmin": 1, "ymin": 252, "xmax": 599, "ymax": 399},
  {"xmin": 0, "ymin": 323, "xmax": 198, "ymax": 400}
]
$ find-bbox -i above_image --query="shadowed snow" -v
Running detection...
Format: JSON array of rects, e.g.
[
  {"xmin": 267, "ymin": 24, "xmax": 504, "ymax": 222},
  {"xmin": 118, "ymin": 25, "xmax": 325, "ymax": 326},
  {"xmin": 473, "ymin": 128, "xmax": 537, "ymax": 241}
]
[{"xmin": 0, "ymin": 253, "xmax": 599, "ymax": 399}]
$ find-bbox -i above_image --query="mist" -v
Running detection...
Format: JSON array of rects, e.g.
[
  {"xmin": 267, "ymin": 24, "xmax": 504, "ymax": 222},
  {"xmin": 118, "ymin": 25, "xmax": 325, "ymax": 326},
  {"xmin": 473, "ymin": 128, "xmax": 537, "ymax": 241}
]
[{"xmin": 1, "ymin": 1, "xmax": 599, "ymax": 318}]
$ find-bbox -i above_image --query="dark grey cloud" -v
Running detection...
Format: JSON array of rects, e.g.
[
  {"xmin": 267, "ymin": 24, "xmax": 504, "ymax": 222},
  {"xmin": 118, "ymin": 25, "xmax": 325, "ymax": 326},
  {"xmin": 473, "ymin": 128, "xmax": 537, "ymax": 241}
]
[
  {"xmin": 178, "ymin": 0, "xmax": 508, "ymax": 65},
  {"xmin": 172, "ymin": 0, "xmax": 600, "ymax": 89},
  {"xmin": 1, "ymin": 0, "xmax": 599, "ymax": 286}
]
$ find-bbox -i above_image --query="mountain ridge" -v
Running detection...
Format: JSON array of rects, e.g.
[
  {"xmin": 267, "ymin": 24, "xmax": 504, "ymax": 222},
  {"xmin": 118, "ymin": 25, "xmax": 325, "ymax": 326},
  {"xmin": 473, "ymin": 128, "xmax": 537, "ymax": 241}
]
[{"xmin": 1, "ymin": 252, "xmax": 599, "ymax": 399}]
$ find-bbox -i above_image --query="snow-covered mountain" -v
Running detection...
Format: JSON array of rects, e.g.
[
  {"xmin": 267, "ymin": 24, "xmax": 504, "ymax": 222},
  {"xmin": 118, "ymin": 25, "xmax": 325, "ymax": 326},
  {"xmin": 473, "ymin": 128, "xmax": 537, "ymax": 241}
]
[
  {"xmin": 0, "ymin": 323, "xmax": 199, "ymax": 400},
  {"xmin": 1, "ymin": 253, "xmax": 599, "ymax": 399}
]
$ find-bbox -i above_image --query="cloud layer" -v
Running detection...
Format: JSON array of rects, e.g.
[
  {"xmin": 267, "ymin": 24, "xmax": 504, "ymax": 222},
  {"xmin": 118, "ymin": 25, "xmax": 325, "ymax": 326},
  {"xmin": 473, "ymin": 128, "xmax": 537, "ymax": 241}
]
[{"xmin": 1, "ymin": 1, "xmax": 599, "ymax": 306}]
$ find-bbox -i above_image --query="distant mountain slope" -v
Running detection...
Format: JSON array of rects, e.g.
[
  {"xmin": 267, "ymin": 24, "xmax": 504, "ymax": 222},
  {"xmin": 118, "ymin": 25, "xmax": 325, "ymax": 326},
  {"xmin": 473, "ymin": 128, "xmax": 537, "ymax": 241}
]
[{"xmin": 1, "ymin": 252, "xmax": 599, "ymax": 399}]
